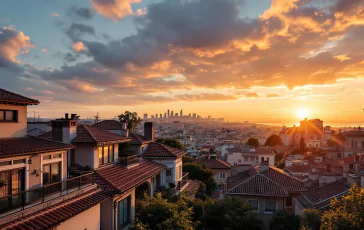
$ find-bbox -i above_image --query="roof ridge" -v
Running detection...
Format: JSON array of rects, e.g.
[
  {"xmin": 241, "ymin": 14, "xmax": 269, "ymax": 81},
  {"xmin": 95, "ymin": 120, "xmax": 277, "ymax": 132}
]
[
  {"xmin": 269, "ymin": 165, "xmax": 304, "ymax": 183},
  {"xmin": 0, "ymin": 88, "xmax": 39, "ymax": 104},
  {"xmin": 155, "ymin": 142, "xmax": 179, "ymax": 157},
  {"xmin": 27, "ymin": 135, "xmax": 74, "ymax": 147},
  {"xmin": 81, "ymin": 125, "xmax": 98, "ymax": 143}
]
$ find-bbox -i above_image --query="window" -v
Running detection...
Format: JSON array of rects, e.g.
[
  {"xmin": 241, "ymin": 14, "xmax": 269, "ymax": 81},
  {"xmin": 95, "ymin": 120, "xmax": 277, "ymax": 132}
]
[
  {"xmin": 13, "ymin": 159, "xmax": 26, "ymax": 164},
  {"xmin": 286, "ymin": 197, "xmax": 293, "ymax": 206},
  {"xmin": 53, "ymin": 153, "xmax": 62, "ymax": 159},
  {"xmin": 0, "ymin": 161, "xmax": 11, "ymax": 167},
  {"xmin": 261, "ymin": 157, "xmax": 264, "ymax": 163},
  {"xmin": 244, "ymin": 157, "xmax": 249, "ymax": 161},
  {"xmin": 0, "ymin": 110, "xmax": 18, "ymax": 122},
  {"xmin": 250, "ymin": 157, "xmax": 255, "ymax": 161},
  {"xmin": 118, "ymin": 196, "xmax": 131, "ymax": 228},
  {"xmin": 220, "ymin": 172, "xmax": 226, "ymax": 179},
  {"xmin": 98, "ymin": 145, "xmax": 114, "ymax": 165},
  {"xmin": 43, "ymin": 155, "xmax": 51, "ymax": 160},
  {"xmin": 43, "ymin": 162, "xmax": 61, "ymax": 185},
  {"xmin": 248, "ymin": 200, "xmax": 259, "ymax": 211},
  {"xmin": 0, "ymin": 168, "xmax": 24, "ymax": 213},
  {"xmin": 70, "ymin": 149, "xmax": 75, "ymax": 164},
  {"xmin": 166, "ymin": 169, "xmax": 172, "ymax": 177},
  {"xmin": 265, "ymin": 201, "xmax": 277, "ymax": 213}
]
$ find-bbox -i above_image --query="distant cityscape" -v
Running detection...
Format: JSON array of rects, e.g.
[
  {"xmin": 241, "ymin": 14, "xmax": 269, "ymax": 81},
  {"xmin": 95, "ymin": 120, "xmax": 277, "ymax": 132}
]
[{"xmin": 143, "ymin": 109, "xmax": 225, "ymax": 122}]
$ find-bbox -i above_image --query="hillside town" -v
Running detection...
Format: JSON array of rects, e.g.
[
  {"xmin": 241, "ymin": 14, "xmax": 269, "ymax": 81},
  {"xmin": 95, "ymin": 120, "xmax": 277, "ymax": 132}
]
[{"xmin": 1, "ymin": 88, "xmax": 364, "ymax": 230}]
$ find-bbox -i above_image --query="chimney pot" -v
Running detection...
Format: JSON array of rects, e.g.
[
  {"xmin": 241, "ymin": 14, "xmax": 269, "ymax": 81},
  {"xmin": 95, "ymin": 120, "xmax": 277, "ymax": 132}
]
[
  {"xmin": 71, "ymin": 114, "xmax": 77, "ymax": 120},
  {"xmin": 144, "ymin": 122, "xmax": 155, "ymax": 141},
  {"xmin": 65, "ymin": 113, "xmax": 69, "ymax": 119}
]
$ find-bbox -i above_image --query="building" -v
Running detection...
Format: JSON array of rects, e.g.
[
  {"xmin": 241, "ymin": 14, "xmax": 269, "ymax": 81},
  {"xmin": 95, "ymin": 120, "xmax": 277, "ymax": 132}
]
[
  {"xmin": 143, "ymin": 113, "xmax": 148, "ymax": 120},
  {"xmin": 227, "ymin": 146, "xmax": 275, "ymax": 166},
  {"xmin": 196, "ymin": 156, "xmax": 231, "ymax": 186},
  {"xmin": 227, "ymin": 163, "xmax": 306, "ymax": 229},
  {"xmin": 332, "ymin": 128, "xmax": 364, "ymax": 157}
]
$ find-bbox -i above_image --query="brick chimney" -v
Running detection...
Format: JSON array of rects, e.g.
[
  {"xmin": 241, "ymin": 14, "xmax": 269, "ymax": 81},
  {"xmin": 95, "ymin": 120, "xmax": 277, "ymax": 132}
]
[
  {"xmin": 144, "ymin": 122, "xmax": 154, "ymax": 141},
  {"xmin": 121, "ymin": 121, "xmax": 129, "ymax": 137},
  {"xmin": 51, "ymin": 113, "xmax": 77, "ymax": 144}
]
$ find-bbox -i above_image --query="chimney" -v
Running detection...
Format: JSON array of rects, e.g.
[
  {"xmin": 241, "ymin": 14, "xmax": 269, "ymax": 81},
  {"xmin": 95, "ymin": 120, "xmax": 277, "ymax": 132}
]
[
  {"xmin": 144, "ymin": 122, "xmax": 155, "ymax": 141},
  {"xmin": 121, "ymin": 121, "xmax": 129, "ymax": 137},
  {"xmin": 51, "ymin": 113, "xmax": 77, "ymax": 144},
  {"xmin": 260, "ymin": 161, "xmax": 270, "ymax": 173}
]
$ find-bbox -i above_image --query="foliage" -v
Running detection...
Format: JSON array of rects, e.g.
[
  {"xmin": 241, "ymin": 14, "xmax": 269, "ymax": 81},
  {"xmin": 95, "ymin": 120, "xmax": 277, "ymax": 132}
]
[
  {"xmin": 204, "ymin": 198, "xmax": 262, "ymax": 230},
  {"xmin": 117, "ymin": 111, "xmax": 142, "ymax": 131},
  {"xmin": 265, "ymin": 134, "xmax": 283, "ymax": 146},
  {"xmin": 246, "ymin": 137, "xmax": 260, "ymax": 148},
  {"xmin": 135, "ymin": 193, "xmax": 195, "ymax": 230},
  {"xmin": 321, "ymin": 184, "xmax": 364, "ymax": 230},
  {"xmin": 156, "ymin": 138, "xmax": 185, "ymax": 150},
  {"xmin": 183, "ymin": 156, "xmax": 195, "ymax": 164},
  {"xmin": 275, "ymin": 160, "xmax": 285, "ymax": 169},
  {"xmin": 300, "ymin": 137, "xmax": 306, "ymax": 151},
  {"xmin": 270, "ymin": 210, "xmax": 300, "ymax": 230},
  {"xmin": 183, "ymin": 163, "xmax": 216, "ymax": 195},
  {"xmin": 168, "ymin": 182, "xmax": 176, "ymax": 189},
  {"xmin": 300, "ymin": 209, "xmax": 321, "ymax": 230}
]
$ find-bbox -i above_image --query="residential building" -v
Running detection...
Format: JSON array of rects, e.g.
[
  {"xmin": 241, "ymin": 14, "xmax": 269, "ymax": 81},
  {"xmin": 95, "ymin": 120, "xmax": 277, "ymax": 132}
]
[
  {"xmin": 333, "ymin": 128, "xmax": 364, "ymax": 157},
  {"xmin": 196, "ymin": 156, "xmax": 231, "ymax": 186},
  {"xmin": 226, "ymin": 163, "xmax": 306, "ymax": 229},
  {"xmin": 227, "ymin": 146, "xmax": 275, "ymax": 166}
]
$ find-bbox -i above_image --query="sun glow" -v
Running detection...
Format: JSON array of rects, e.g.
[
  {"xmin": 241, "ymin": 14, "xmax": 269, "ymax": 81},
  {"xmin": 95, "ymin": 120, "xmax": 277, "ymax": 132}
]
[{"xmin": 296, "ymin": 108, "xmax": 309, "ymax": 119}]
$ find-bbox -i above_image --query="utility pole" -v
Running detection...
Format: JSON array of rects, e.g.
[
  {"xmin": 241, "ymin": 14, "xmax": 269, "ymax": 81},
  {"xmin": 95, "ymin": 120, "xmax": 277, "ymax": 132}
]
[
  {"xmin": 27, "ymin": 111, "xmax": 39, "ymax": 122},
  {"xmin": 94, "ymin": 112, "xmax": 100, "ymax": 124}
]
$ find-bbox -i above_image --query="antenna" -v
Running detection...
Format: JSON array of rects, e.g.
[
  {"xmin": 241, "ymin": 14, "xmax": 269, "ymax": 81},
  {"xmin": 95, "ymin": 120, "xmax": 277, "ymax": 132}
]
[{"xmin": 94, "ymin": 112, "xmax": 100, "ymax": 124}]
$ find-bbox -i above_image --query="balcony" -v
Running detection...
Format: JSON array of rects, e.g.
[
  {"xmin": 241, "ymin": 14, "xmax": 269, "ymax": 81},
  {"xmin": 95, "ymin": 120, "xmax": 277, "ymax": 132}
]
[
  {"xmin": 118, "ymin": 154, "xmax": 139, "ymax": 167},
  {"xmin": 0, "ymin": 173, "xmax": 94, "ymax": 217},
  {"xmin": 176, "ymin": 172, "xmax": 189, "ymax": 190}
]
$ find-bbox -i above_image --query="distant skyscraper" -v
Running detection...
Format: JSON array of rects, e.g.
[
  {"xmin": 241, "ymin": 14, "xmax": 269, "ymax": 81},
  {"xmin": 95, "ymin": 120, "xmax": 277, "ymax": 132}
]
[
  {"xmin": 164, "ymin": 113, "xmax": 167, "ymax": 118},
  {"xmin": 189, "ymin": 113, "xmax": 191, "ymax": 117},
  {"xmin": 156, "ymin": 114, "xmax": 158, "ymax": 119},
  {"xmin": 143, "ymin": 113, "xmax": 148, "ymax": 120},
  {"xmin": 175, "ymin": 113, "xmax": 178, "ymax": 117},
  {"xmin": 151, "ymin": 115, "xmax": 155, "ymax": 119},
  {"xmin": 171, "ymin": 111, "xmax": 174, "ymax": 117},
  {"xmin": 167, "ymin": 109, "xmax": 170, "ymax": 117},
  {"xmin": 160, "ymin": 113, "xmax": 162, "ymax": 119},
  {"xmin": 180, "ymin": 109, "xmax": 183, "ymax": 116}
]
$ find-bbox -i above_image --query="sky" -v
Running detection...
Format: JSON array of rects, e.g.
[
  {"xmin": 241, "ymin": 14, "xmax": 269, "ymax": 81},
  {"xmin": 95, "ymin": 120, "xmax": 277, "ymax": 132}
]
[{"xmin": 1, "ymin": 0, "xmax": 364, "ymax": 125}]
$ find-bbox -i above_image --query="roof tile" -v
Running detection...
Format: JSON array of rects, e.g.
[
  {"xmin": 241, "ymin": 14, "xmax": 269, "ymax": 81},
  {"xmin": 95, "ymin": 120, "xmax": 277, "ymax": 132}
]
[
  {"xmin": 0, "ymin": 88, "xmax": 39, "ymax": 105},
  {"xmin": 143, "ymin": 142, "xmax": 187, "ymax": 158}
]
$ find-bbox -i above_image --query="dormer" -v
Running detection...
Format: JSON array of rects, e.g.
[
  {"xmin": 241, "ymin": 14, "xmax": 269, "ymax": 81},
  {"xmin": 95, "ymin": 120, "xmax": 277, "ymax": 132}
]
[{"xmin": 0, "ymin": 88, "xmax": 39, "ymax": 138}]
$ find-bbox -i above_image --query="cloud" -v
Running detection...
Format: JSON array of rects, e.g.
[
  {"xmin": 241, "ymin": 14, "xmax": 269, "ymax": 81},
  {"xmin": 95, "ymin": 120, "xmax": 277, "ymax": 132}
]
[
  {"xmin": 266, "ymin": 93, "xmax": 281, "ymax": 98},
  {"xmin": 334, "ymin": 54, "xmax": 351, "ymax": 61},
  {"xmin": 41, "ymin": 48, "xmax": 50, "ymax": 53},
  {"xmin": 136, "ymin": 8, "xmax": 146, "ymax": 16},
  {"xmin": 0, "ymin": 27, "xmax": 33, "ymax": 66},
  {"xmin": 67, "ymin": 7, "xmax": 93, "ymax": 20},
  {"xmin": 72, "ymin": 42, "xmax": 86, "ymax": 52},
  {"xmin": 243, "ymin": 92, "xmax": 259, "ymax": 98},
  {"xmin": 65, "ymin": 23, "xmax": 95, "ymax": 42},
  {"xmin": 175, "ymin": 93, "xmax": 238, "ymax": 102},
  {"xmin": 90, "ymin": 0, "xmax": 141, "ymax": 20},
  {"xmin": 51, "ymin": 13, "xmax": 59, "ymax": 17}
]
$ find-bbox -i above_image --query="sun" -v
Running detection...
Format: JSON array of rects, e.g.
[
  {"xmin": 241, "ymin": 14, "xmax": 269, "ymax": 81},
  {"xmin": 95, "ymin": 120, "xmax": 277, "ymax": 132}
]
[{"xmin": 296, "ymin": 108, "xmax": 309, "ymax": 119}]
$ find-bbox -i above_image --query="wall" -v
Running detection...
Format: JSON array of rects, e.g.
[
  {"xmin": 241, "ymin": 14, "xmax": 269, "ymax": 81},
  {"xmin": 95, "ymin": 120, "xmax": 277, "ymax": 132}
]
[
  {"xmin": 0, "ymin": 104, "xmax": 27, "ymax": 137},
  {"xmin": 56, "ymin": 204, "xmax": 100, "ymax": 230},
  {"xmin": 75, "ymin": 144, "xmax": 96, "ymax": 168},
  {"xmin": 150, "ymin": 158, "xmax": 178, "ymax": 186},
  {"xmin": 212, "ymin": 168, "xmax": 231, "ymax": 185}
]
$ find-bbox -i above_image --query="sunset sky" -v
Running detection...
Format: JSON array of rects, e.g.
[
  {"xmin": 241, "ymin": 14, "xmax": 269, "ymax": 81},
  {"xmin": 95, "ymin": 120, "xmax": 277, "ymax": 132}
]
[{"xmin": 1, "ymin": 0, "xmax": 364, "ymax": 125}]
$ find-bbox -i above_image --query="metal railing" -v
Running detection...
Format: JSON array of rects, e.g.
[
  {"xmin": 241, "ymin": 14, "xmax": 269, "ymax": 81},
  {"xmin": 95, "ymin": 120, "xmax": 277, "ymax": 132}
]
[
  {"xmin": 0, "ymin": 173, "xmax": 93, "ymax": 215},
  {"xmin": 176, "ymin": 172, "xmax": 189, "ymax": 190},
  {"xmin": 118, "ymin": 155, "xmax": 139, "ymax": 167}
]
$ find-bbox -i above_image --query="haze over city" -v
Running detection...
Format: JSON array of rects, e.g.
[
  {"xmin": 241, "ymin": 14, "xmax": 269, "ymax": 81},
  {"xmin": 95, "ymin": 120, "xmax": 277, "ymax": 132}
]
[{"xmin": 1, "ymin": 0, "xmax": 364, "ymax": 125}]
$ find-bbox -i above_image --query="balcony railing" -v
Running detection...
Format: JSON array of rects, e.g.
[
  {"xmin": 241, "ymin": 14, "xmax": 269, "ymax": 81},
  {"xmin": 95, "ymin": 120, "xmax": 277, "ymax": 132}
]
[
  {"xmin": 176, "ymin": 172, "xmax": 189, "ymax": 190},
  {"xmin": 118, "ymin": 155, "xmax": 139, "ymax": 167},
  {"xmin": 0, "ymin": 173, "xmax": 94, "ymax": 216}
]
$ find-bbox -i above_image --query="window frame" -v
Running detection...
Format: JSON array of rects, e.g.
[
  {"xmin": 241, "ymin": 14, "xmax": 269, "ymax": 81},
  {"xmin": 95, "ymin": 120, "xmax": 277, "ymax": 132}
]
[
  {"xmin": 117, "ymin": 196, "xmax": 131, "ymax": 228},
  {"xmin": 247, "ymin": 199, "xmax": 259, "ymax": 212},
  {"xmin": 264, "ymin": 200, "xmax": 277, "ymax": 214},
  {"xmin": 0, "ymin": 110, "xmax": 18, "ymax": 122},
  {"xmin": 219, "ymin": 172, "xmax": 226, "ymax": 180},
  {"xmin": 98, "ymin": 145, "xmax": 115, "ymax": 166}
]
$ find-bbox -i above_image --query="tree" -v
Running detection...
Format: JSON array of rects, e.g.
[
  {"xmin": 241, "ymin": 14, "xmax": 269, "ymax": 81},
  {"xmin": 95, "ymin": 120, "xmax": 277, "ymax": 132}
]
[
  {"xmin": 183, "ymin": 163, "xmax": 216, "ymax": 194},
  {"xmin": 246, "ymin": 138, "xmax": 259, "ymax": 148},
  {"xmin": 135, "ymin": 193, "xmax": 195, "ymax": 230},
  {"xmin": 183, "ymin": 156, "xmax": 195, "ymax": 164},
  {"xmin": 270, "ymin": 210, "xmax": 300, "ymax": 230},
  {"xmin": 156, "ymin": 138, "xmax": 185, "ymax": 150},
  {"xmin": 265, "ymin": 134, "xmax": 283, "ymax": 146},
  {"xmin": 204, "ymin": 198, "xmax": 262, "ymax": 230},
  {"xmin": 300, "ymin": 209, "xmax": 321, "ymax": 230},
  {"xmin": 300, "ymin": 136, "xmax": 306, "ymax": 151},
  {"xmin": 321, "ymin": 184, "xmax": 364, "ymax": 230},
  {"xmin": 117, "ymin": 111, "xmax": 142, "ymax": 131}
]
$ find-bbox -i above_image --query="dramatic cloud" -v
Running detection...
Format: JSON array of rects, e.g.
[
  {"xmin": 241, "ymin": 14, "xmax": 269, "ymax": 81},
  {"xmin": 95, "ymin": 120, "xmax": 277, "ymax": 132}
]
[
  {"xmin": 67, "ymin": 7, "xmax": 93, "ymax": 20},
  {"xmin": 0, "ymin": 27, "xmax": 33, "ymax": 66},
  {"xmin": 90, "ymin": 0, "xmax": 141, "ymax": 20},
  {"xmin": 175, "ymin": 93, "xmax": 238, "ymax": 102},
  {"xmin": 266, "ymin": 93, "xmax": 281, "ymax": 98},
  {"xmin": 72, "ymin": 42, "xmax": 86, "ymax": 52},
  {"xmin": 65, "ymin": 23, "xmax": 95, "ymax": 42}
]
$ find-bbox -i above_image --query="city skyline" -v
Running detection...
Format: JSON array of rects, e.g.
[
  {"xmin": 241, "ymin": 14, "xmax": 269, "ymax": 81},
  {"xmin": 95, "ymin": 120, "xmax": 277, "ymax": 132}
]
[{"xmin": 1, "ymin": 0, "xmax": 364, "ymax": 124}]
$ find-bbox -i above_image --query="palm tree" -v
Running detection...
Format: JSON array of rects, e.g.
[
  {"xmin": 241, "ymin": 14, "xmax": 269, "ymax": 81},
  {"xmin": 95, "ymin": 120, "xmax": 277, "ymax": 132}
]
[{"xmin": 117, "ymin": 111, "xmax": 142, "ymax": 132}]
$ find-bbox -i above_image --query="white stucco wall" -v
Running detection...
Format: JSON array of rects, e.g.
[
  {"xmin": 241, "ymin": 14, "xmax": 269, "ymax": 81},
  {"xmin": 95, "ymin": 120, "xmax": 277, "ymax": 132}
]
[
  {"xmin": 75, "ymin": 145, "xmax": 95, "ymax": 168},
  {"xmin": 56, "ymin": 204, "xmax": 100, "ymax": 230},
  {"xmin": 0, "ymin": 104, "xmax": 27, "ymax": 137}
]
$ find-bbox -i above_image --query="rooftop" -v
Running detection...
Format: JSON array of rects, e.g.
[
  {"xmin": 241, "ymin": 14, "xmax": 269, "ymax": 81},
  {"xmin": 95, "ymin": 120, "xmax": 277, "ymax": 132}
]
[
  {"xmin": 129, "ymin": 132, "xmax": 150, "ymax": 144},
  {"xmin": 0, "ymin": 88, "xmax": 39, "ymax": 105},
  {"xmin": 196, "ymin": 158, "xmax": 231, "ymax": 169},
  {"xmin": 0, "ymin": 136, "xmax": 74, "ymax": 158},
  {"xmin": 91, "ymin": 120, "xmax": 124, "ymax": 130},
  {"xmin": 143, "ymin": 142, "xmax": 187, "ymax": 158}
]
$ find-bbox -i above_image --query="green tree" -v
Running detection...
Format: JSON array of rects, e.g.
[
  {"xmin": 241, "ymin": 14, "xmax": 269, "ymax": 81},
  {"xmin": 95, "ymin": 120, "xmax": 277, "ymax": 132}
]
[
  {"xmin": 117, "ymin": 111, "xmax": 142, "ymax": 131},
  {"xmin": 300, "ymin": 209, "xmax": 321, "ymax": 230},
  {"xmin": 300, "ymin": 136, "xmax": 306, "ymax": 151},
  {"xmin": 156, "ymin": 138, "xmax": 185, "ymax": 150},
  {"xmin": 135, "ymin": 193, "xmax": 194, "ymax": 230},
  {"xmin": 246, "ymin": 137, "xmax": 260, "ymax": 148},
  {"xmin": 321, "ymin": 184, "xmax": 364, "ymax": 230},
  {"xmin": 270, "ymin": 210, "xmax": 300, "ymax": 230},
  {"xmin": 183, "ymin": 156, "xmax": 195, "ymax": 164},
  {"xmin": 183, "ymin": 163, "xmax": 216, "ymax": 195},
  {"xmin": 265, "ymin": 134, "xmax": 283, "ymax": 146},
  {"xmin": 204, "ymin": 198, "xmax": 262, "ymax": 230}
]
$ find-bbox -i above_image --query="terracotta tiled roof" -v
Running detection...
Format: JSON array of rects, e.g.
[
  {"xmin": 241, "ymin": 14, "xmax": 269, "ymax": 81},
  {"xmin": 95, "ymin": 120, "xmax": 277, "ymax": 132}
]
[
  {"xmin": 94, "ymin": 159, "xmax": 166, "ymax": 193},
  {"xmin": 285, "ymin": 165, "xmax": 311, "ymax": 173},
  {"xmin": 72, "ymin": 125, "xmax": 130, "ymax": 144},
  {"xmin": 227, "ymin": 165, "xmax": 306, "ymax": 196},
  {"xmin": 143, "ymin": 142, "xmax": 187, "ymax": 158},
  {"xmin": 0, "ymin": 136, "xmax": 74, "ymax": 157},
  {"xmin": 129, "ymin": 132, "xmax": 150, "ymax": 144},
  {"xmin": 0, "ymin": 88, "xmax": 39, "ymax": 105},
  {"xmin": 1, "ymin": 189, "xmax": 110, "ymax": 230},
  {"xmin": 196, "ymin": 158, "xmax": 231, "ymax": 169},
  {"xmin": 92, "ymin": 120, "xmax": 124, "ymax": 130},
  {"xmin": 294, "ymin": 179, "xmax": 350, "ymax": 210}
]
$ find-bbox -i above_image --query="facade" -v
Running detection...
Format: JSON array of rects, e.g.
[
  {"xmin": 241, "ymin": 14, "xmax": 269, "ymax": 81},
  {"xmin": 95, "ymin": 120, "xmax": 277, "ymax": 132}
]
[
  {"xmin": 333, "ymin": 128, "xmax": 364, "ymax": 157},
  {"xmin": 196, "ymin": 156, "xmax": 231, "ymax": 185},
  {"xmin": 226, "ymin": 164, "xmax": 306, "ymax": 229},
  {"xmin": 227, "ymin": 147, "xmax": 275, "ymax": 166}
]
